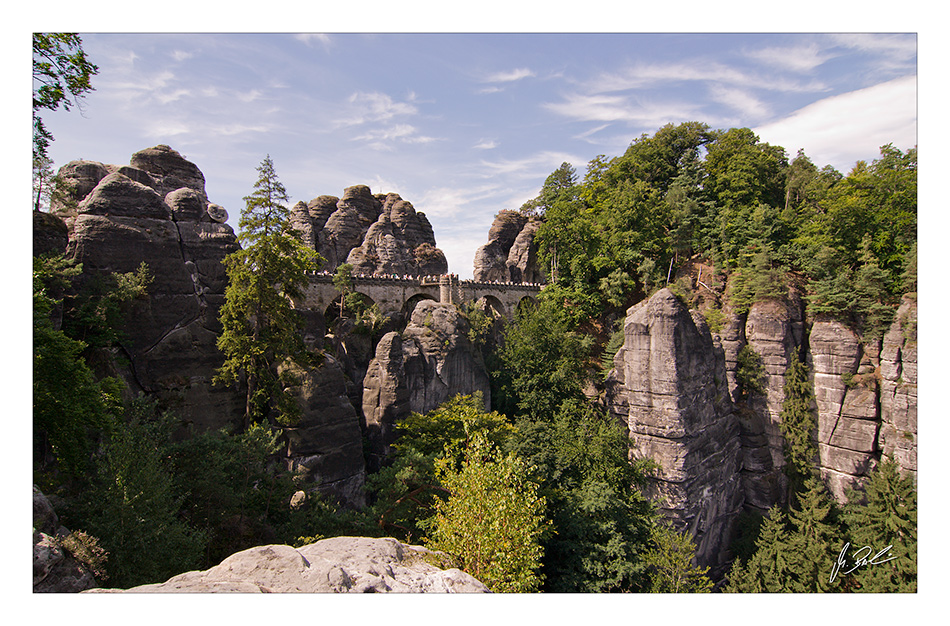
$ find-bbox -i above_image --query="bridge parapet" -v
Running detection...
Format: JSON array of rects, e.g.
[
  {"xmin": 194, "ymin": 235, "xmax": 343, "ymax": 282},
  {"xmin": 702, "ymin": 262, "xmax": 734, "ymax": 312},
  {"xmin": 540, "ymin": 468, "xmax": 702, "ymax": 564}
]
[{"xmin": 298, "ymin": 272, "xmax": 544, "ymax": 318}]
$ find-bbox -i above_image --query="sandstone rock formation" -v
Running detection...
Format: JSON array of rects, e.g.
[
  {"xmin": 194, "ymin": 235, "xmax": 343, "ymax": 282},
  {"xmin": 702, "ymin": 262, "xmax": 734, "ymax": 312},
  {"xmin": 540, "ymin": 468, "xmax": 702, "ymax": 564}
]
[
  {"xmin": 606, "ymin": 288, "xmax": 743, "ymax": 573},
  {"xmin": 473, "ymin": 210, "xmax": 544, "ymax": 283},
  {"xmin": 280, "ymin": 353, "xmax": 367, "ymax": 507},
  {"xmin": 289, "ymin": 186, "xmax": 448, "ymax": 277},
  {"xmin": 34, "ymin": 486, "xmax": 97, "ymax": 593},
  {"xmin": 878, "ymin": 295, "xmax": 917, "ymax": 481},
  {"xmin": 362, "ymin": 300, "xmax": 491, "ymax": 468},
  {"xmin": 85, "ymin": 536, "xmax": 488, "ymax": 593},
  {"xmin": 57, "ymin": 146, "xmax": 243, "ymax": 433}
]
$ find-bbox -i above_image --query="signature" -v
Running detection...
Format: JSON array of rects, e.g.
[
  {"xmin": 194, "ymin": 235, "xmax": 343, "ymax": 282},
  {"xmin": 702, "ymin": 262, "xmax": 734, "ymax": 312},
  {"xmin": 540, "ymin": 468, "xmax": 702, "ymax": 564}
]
[{"xmin": 829, "ymin": 542, "xmax": 898, "ymax": 583}]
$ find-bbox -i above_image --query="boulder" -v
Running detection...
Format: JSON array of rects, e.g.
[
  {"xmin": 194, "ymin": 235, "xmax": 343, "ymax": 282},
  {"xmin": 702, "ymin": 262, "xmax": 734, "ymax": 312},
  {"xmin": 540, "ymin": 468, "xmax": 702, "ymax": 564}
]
[
  {"xmin": 85, "ymin": 537, "xmax": 488, "ymax": 593},
  {"xmin": 129, "ymin": 144, "xmax": 208, "ymax": 203}
]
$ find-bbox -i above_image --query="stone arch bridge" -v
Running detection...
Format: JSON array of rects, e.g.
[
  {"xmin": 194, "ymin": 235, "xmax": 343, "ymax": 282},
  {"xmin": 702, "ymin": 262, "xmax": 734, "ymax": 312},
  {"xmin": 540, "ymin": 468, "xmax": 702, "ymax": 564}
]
[{"xmin": 295, "ymin": 273, "xmax": 544, "ymax": 319}]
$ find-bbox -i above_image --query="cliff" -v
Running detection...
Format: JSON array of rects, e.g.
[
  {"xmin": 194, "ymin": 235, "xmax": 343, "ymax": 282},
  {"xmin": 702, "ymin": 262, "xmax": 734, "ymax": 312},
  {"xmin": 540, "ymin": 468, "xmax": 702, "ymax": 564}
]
[{"xmin": 607, "ymin": 285, "xmax": 918, "ymax": 569}]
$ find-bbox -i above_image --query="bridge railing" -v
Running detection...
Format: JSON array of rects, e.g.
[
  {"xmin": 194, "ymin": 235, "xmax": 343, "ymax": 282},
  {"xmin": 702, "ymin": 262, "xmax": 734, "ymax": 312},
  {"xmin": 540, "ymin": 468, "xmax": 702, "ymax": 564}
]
[{"xmin": 304, "ymin": 271, "xmax": 545, "ymax": 291}]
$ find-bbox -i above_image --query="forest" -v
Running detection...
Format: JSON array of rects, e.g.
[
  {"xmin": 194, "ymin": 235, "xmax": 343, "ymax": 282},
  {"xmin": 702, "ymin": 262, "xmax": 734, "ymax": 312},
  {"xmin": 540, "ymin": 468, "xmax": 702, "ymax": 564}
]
[{"xmin": 33, "ymin": 33, "xmax": 916, "ymax": 595}]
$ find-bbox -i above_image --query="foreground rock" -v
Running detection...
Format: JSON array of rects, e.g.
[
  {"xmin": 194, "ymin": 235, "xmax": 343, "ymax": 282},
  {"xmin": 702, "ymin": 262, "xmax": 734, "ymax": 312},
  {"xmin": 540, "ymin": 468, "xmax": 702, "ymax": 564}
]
[
  {"xmin": 606, "ymin": 288, "xmax": 742, "ymax": 574},
  {"xmin": 34, "ymin": 487, "xmax": 97, "ymax": 593},
  {"xmin": 85, "ymin": 537, "xmax": 488, "ymax": 593}
]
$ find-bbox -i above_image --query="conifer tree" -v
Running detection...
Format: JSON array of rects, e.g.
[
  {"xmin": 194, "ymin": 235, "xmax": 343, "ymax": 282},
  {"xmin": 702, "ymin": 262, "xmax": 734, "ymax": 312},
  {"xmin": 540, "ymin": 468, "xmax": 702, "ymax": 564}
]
[
  {"xmin": 779, "ymin": 352, "xmax": 818, "ymax": 494},
  {"xmin": 642, "ymin": 523, "xmax": 713, "ymax": 593},
  {"xmin": 215, "ymin": 156, "xmax": 322, "ymax": 428},
  {"xmin": 840, "ymin": 458, "xmax": 917, "ymax": 592}
]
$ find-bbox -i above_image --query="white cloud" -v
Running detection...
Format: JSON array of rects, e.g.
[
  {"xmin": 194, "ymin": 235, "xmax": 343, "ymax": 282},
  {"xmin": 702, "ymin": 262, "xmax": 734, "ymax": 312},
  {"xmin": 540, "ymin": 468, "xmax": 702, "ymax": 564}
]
[
  {"xmin": 295, "ymin": 33, "xmax": 332, "ymax": 49},
  {"xmin": 171, "ymin": 49, "xmax": 193, "ymax": 62},
  {"xmin": 744, "ymin": 43, "xmax": 832, "ymax": 73},
  {"xmin": 473, "ymin": 139, "xmax": 498, "ymax": 150},
  {"xmin": 336, "ymin": 91, "xmax": 419, "ymax": 127},
  {"xmin": 585, "ymin": 61, "xmax": 826, "ymax": 95},
  {"xmin": 352, "ymin": 123, "xmax": 439, "ymax": 146},
  {"xmin": 755, "ymin": 75, "xmax": 917, "ymax": 172},
  {"xmin": 478, "ymin": 150, "xmax": 584, "ymax": 179},
  {"xmin": 484, "ymin": 67, "xmax": 535, "ymax": 83},
  {"xmin": 709, "ymin": 85, "xmax": 770, "ymax": 120},
  {"xmin": 477, "ymin": 86, "xmax": 504, "ymax": 95},
  {"xmin": 544, "ymin": 92, "xmax": 702, "ymax": 129}
]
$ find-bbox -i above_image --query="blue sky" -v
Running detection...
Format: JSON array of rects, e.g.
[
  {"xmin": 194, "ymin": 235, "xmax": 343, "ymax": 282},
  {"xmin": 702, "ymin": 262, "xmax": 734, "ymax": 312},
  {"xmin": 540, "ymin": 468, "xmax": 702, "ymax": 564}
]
[{"xmin": 38, "ymin": 30, "xmax": 917, "ymax": 278}]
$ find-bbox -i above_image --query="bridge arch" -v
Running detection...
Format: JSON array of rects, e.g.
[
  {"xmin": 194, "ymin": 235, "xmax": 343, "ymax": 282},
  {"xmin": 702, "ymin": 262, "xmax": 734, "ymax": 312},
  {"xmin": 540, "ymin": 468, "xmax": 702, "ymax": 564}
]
[
  {"xmin": 404, "ymin": 292, "xmax": 438, "ymax": 319},
  {"xmin": 474, "ymin": 295, "xmax": 507, "ymax": 319}
]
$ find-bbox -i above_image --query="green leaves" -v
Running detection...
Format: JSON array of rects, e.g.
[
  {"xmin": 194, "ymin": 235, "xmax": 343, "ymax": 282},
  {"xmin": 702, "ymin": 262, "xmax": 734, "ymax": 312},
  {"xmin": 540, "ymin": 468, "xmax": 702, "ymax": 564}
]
[
  {"xmin": 215, "ymin": 156, "xmax": 323, "ymax": 427},
  {"xmin": 425, "ymin": 434, "xmax": 549, "ymax": 593}
]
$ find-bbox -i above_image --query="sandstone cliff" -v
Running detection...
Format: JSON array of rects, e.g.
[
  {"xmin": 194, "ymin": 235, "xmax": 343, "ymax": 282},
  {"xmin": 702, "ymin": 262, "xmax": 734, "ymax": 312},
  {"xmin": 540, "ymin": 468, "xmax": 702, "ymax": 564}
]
[
  {"xmin": 46, "ymin": 146, "xmax": 368, "ymax": 507},
  {"xmin": 606, "ymin": 288, "xmax": 743, "ymax": 573},
  {"xmin": 289, "ymin": 186, "xmax": 448, "ymax": 277},
  {"xmin": 473, "ymin": 210, "xmax": 544, "ymax": 283},
  {"xmin": 362, "ymin": 300, "xmax": 491, "ymax": 469},
  {"xmin": 34, "ymin": 486, "xmax": 98, "ymax": 593},
  {"xmin": 84, "ymin": 536, "xmax": 488, "ymax": 593}
]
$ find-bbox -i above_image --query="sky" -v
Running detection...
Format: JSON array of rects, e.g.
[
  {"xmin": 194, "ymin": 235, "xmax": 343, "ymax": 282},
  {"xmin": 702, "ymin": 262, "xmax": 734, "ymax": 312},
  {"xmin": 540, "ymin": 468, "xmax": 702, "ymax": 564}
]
[{"xmin": 37, "ymin": 29, "xmax": 918, "ymax": 279}]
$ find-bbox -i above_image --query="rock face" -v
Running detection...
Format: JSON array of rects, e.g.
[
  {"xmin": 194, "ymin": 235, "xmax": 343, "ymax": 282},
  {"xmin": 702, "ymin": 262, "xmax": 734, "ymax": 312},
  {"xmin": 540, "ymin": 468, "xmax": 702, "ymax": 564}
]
[
  {"xmin": 33, "ymin": 487, "xmax": 97, "ymax": 593},
  {"xmin": 878, "ymin": 295, "xmax": 917, "ymax": 481},
  {"xmin": 473, "ymin": 210, "xmax": 544, "ymax": 283},
  {"xmin": 280, "ymin": 354, "xmax": 367, "ymax": 508},
  {"xmin": 58, "ymin": 146, "xmax": 243, "ymax": 432},
  {"xmin": 362, "ymin": 300, "xmax": 491, "ymax": 468},
  {"xmin": 289, "ymin": 186, "xmax": 447, "ymax": 276},
  {"xmin": 606, "ymin": 288, "xmax": 743, "ymax": 573},
  {"xmin": 86, "ymin": 537, "xmax": 488, "ymax": 593}
]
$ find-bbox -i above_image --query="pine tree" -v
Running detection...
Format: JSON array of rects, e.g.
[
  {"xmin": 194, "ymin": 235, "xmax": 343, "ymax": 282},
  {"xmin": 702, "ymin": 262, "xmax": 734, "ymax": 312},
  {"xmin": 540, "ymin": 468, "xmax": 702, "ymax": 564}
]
[
  {"xmin": 642, "ymin": 523, "xmax": 713, "ymax": 593},
  {"xmin": 780, "ymin": 352, "xmax": 818, "ymax": 494},
  {"xmin": 215, "ymin": 156, "xmax": 322, "ymax": 428},
  {"xmin": 725, "ymin": 478, "xmax": 841, "ymax": 592},
  {"xmin": 839, "ymin": 458, "xmax": 917, "ymax": 592}
]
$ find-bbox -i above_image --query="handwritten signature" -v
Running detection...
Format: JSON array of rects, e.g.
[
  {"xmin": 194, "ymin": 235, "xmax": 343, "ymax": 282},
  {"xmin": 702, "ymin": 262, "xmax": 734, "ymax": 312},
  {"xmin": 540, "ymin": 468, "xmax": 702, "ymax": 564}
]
[{"xmin": 829, "ymin": 542, "xmax": 897, "ymax": 583}]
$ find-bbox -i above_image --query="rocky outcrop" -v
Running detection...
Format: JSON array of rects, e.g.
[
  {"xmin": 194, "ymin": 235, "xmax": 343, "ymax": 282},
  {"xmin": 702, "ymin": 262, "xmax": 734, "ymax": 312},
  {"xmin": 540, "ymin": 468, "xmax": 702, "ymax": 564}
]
[
  {"xmin": 878, "ymin": 295, "xmax": 917, "ymax": 481},
  {"xmin": 279, "ymin": 354, "xmax": 367, "ymax": 508},
  {"xmin": 55, "ymin": 146, "xmax": 243, "ymax": 431},
  {"xmin": 290, "ymin": 186, "xmax": 447, "ymax": 276},
  {"xmin": 808, "ymin": 319, "xmax": 878, "ymax": 501},
  {"xmin": 473, "ymin": 210, "xmax": 544, "ymax": 283},
  {"xmin": 362, "ymin": 300, "xmax": 491, "ymax": 468},
  {"xmin": 606, "ymin": 289, "xmax": 742, "ymax": 572},
  {"xmin": 85, "ymin": 536, "xmax": 488, "ymax": 593},
  {"xmin": 33, "ymin": 210, "xmax": 70, "ymax": 257},
  {"xmin": 34, "ymin": 486, "xmax": 98, "ymax": 593}
]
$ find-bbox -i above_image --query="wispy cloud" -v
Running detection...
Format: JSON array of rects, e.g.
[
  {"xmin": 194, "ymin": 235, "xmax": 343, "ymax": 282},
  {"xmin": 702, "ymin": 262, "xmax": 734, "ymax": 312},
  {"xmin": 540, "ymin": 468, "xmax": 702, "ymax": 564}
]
[
  {"xmin": 584, "ymin": 61, "xmax": 826, "ymax": 95},
  {"xmin": 484, "ymin": 67, "xmax": 535, "ymax": 83},
  {"xmin": 755, "ymin": 75, "xmax": 917, "ymax": 172},
  {"xmin": 708, "ymin": 85, "xmax": 770, "ymax": 120},
  {"xmin": 478, "ymin": 150, "xmax": 584, "ymax": 179},
  {"xmin": 335, "ymin": 91, "xmax": 419, "ymax": 127},
  {"xmin": 544, "ymin": 93, "xmax": 702, "ymax": 128},
  {"xmin": 744, "ymin": 43, "xmax": 833, "ymax": 73},
  {"xmin": 295, "ymin": 33, "xmax": 332, "ymax": 49},
  {"xmin": 352, "ymin": 123, "xmax": 439, "ymax": 147},
  {"xmin": 171, "ymin": 49, "xmax": 193, "ymax": 62},
  {"xmin": 473, "ymin": 139, "xmax": 498, "ymax": 150}
]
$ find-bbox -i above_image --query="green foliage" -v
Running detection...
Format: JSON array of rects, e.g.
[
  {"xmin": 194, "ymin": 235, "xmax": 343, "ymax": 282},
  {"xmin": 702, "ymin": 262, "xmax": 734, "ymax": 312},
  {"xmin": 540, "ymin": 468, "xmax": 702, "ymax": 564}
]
[
  {"xmin": 425, "ymin": 434, "xmax": 548, "ymax": 593},
  {"xmin": 32, "ymin": 33, "xmax": 98, "ymax": 165},
  {"xmin": 779, "ymin": 352, "xmax": 818, "ymax": 492},
  {"xmin": 215, "ymin": 155, "xmax": 323, "ymax": 428},
  {"xmin": 515, "ymin": 401, "xmax": 656, "ymax": 592},
  {"xmin": 735, "ymin": 344, "xmax": 767, "ymax": 400},
  {"xmin": 59, "ymin": 529, "xmax": 110, "ymax": 582},
  {"xmin": 599, "ymin": 323, "xmax": 625, "ymax": 380},
  {"xmin": 725, "ymin": 477, "xmax": 841, "ymax": 592},
  {"xmin": 33, "ymin": 255, "xmax": 123, "ymax": 476},
  {"xmin": 68, "ymin": 401, "xmax": 206, "ymax": 589},
  {"xmin": 642, "ymin": 523, "xmax": 714, "ymax": 593},
  {"xmin": 365, "ymin": 394, "xmax": 513, "ymax": 542},
  {"xmin": 497, "ymin": 296, "xmax": 591, "ymax": 421},
  {"xmin": 839, "ymin": 458, "xmax": 917, "ymax": 592}
]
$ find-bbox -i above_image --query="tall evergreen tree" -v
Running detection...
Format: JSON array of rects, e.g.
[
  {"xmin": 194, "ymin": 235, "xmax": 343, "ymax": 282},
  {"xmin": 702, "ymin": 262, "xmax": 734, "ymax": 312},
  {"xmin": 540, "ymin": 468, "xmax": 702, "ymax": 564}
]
[
  {"xmin": 839, "ymin": 458, "xmax": 917, "ymax": 592},
  {"xmin": 779, "ymin": 352, "xmax": 818, "ymax": 495},
  {"xmin": 215, "ymin": 156, "xmax": 323, "ymax": 428}
]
